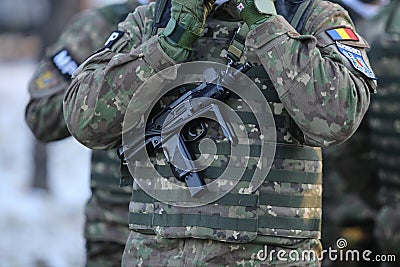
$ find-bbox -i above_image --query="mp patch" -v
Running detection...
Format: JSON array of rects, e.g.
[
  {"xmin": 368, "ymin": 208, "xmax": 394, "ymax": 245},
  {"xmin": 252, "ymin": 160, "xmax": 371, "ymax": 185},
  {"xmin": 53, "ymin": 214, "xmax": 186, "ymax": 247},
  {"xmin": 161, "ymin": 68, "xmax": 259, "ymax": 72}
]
[
  {"xmin": 104, "ymin": 31, "xmax": 124, "ymax": 48},
  {"xmin": 326, "ymin": 27, "xmax": 359, "ymax": 41},
  {"xmin": 336, "ymin": 42, "xmax": 376, "ymax": 79},
  {"xmin": 52, "ymin": 49, "xmax": 78, "ymax": 79}
]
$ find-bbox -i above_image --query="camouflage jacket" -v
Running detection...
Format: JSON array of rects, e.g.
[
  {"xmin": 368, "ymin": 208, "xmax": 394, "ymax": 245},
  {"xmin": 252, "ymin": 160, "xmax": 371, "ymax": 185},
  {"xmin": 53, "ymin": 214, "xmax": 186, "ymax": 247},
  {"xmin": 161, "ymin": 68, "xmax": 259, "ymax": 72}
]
[
  {"xmin": 64, "ymin": 0, "xmax": 376, "ymax": 150},
  {"xmin": 25, "ymin": 0, "xmax": 141, "ymax": 244}
]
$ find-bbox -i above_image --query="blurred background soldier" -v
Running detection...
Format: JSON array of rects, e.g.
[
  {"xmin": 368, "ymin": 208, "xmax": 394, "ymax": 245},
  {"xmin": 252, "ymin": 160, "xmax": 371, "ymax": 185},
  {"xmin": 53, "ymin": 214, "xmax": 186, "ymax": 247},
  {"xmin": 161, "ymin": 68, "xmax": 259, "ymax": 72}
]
[
  {"xmin": 367, "ymin": 0, "xmax": 400, "ymax": 265},
  {"xmin": 321, "ymin": 1, "xmax": 387, "ymax": 266},
  {"xmin": 25, "ymin": 0, "xmax": 154, "ymax": 266}
]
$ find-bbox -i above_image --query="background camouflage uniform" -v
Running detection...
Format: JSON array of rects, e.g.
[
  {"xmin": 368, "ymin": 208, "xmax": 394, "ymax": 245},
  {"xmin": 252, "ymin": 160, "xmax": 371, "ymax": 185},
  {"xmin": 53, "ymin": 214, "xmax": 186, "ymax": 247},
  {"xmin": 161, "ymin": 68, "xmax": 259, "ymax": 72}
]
[
  {"xmin": 64, "ymin": 0, "xmax": 376, "ymax": 266},
  {"xmin": 368, "ymin": 1, "xmax": 400, "ymax": 265},
  {"xmin": 321, "ymin": 1, "xmax": 382, "ymax": 266},
  {"xmin": 25, "ymin": 1, "xmax": 142, "ymax": 266}
]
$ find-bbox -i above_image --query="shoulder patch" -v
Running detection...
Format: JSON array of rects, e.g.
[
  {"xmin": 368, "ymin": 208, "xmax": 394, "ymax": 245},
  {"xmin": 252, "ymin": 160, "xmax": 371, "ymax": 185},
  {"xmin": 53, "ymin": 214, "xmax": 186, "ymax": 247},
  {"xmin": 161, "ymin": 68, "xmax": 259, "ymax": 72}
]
[
  {"xmin": 29, "ymin": 60, "xmax": 68, "ymax": 99},
  {"xmin": 336, "ymin": 42, "xmax": 376, "ymax": 80},
  {"xmin": 35, "ymin": 70, "xmax": 58, "ymax": 90},
  {"xmin": 51, "ymin": 49, "xmax": 78, "ymax": 80},
  {"xmin": 104, "ymin": 30, "xmax": 124, "ymax": 48},
  {"xmin": 326, "ymin": 27, "xmax": 359, "ymax": 41}
]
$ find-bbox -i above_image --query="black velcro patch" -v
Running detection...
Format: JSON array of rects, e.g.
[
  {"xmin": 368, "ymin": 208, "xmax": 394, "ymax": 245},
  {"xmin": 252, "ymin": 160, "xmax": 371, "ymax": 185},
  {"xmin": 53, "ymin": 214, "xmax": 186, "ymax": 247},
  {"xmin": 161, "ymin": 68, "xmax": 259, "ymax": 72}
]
[
  {"xmin": 51, "ymin": 49, "xmax": 79, "ymax": 80},
  {"xmin": 104, "ymin": 30, "xmax": 124, "ymax": 48}
]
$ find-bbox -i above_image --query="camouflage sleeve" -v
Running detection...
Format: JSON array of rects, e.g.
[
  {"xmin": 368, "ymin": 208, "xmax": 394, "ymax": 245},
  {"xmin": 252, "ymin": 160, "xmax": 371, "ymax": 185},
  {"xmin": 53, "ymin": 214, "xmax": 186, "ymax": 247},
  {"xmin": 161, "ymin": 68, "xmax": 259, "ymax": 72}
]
[
  {"xmin": 25, "ymin": 9, "xmax": 115, "ymax": 142},
  {"xmin": 26, "ymin": 91, "xmax": 70, "ymax": 142},
  {"xmin": 246, "ymin": 1, "xmax": 376, "ymax": 147},
  {"xmin": 64, "ymin": 3, "xmax": 176, "ymax": 149}
]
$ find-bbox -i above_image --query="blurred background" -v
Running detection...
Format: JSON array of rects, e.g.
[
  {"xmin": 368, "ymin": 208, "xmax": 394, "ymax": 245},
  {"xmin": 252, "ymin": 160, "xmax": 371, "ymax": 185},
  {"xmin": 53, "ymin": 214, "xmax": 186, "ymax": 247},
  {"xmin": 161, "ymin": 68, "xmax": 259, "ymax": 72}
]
[{"xmin": 0, "ymin": 1, "xmax": 125, "ymax": 266}]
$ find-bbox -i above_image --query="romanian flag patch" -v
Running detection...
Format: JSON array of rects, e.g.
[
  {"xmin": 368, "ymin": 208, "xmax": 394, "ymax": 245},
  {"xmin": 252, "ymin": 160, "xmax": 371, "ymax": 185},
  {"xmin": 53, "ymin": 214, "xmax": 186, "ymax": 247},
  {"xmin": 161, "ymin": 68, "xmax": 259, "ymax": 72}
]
[{"xmin": 326, "ymin": 27, "xmax": 359, "ymax": 41}]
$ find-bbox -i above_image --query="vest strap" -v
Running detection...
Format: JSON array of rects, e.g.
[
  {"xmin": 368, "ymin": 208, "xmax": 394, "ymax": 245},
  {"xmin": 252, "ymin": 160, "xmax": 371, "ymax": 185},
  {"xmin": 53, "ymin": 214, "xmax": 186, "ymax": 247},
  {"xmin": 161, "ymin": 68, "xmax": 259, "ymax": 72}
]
[
  {"xmin": 151, "ymin": 165, "xmax": 322, "ymax": 184},
  {"xmin": 190, "ymin": 142, "xmax": 321, "ymax": 161},
  {"xmin": 227, "ymin": 24, "xmax": 249, "ymax": 62},
  {"xmin": 129, "ymin": 212, "xmax": 320, "ymax": 232},
  {"xmin": 131, "ymin": 189, "xmax": 321, "ymax": 208},
  {"xmin": 290, "ymin": 0, "xmax": 312, "ymax": 31},
  {"xmin": 152, "ymin": 0, "xmax": 171, "ymax": 36},
  {"xmin": 258, "ymin": 215, "xmax": 320, "ymax": 232},
  {"xmin": 130, "ymin": 212, "xmax": 257, "ymax": 232},
  {"xmin": 124, "ymin": 144, "xmax": 322, "ymax": 186}
]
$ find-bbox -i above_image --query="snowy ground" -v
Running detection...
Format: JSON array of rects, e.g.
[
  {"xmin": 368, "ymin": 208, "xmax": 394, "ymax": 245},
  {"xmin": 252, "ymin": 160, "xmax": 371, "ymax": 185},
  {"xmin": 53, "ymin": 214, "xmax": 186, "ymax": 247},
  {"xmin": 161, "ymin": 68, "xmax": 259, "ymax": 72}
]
[{"xmin": 0, "ymin": 60, "xmax": 91, "ymax": 267}]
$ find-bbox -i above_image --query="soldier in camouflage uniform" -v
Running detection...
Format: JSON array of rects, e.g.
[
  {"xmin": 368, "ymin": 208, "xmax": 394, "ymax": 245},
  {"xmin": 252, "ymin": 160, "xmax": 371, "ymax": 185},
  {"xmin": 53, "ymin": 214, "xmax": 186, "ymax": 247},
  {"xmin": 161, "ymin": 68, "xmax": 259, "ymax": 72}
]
[
  {"xmin": 367, "ymin": 0, "xmax": 400, "ymax": 265},
  {"xmin": 64, "ymin": 0, "xmax": 376, "ymax": 266},
  {"xmin": 25, "ymin": 1, "xmax": 154, "ymax": 266}
]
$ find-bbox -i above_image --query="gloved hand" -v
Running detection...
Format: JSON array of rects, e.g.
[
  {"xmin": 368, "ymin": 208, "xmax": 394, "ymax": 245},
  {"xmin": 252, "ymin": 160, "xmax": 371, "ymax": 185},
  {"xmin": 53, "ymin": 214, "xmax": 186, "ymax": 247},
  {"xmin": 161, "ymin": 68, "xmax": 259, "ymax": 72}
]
[
  {"xmin": 159, "ymin": 0, "xmax": 215, "ymax": 62},
  {"xmin": 171, "ymin": 0, "xmax": 215, "ymax": 37},
  {"xmin": 235, "ymin": 0, "xmax": 277, "ymax": 29}
]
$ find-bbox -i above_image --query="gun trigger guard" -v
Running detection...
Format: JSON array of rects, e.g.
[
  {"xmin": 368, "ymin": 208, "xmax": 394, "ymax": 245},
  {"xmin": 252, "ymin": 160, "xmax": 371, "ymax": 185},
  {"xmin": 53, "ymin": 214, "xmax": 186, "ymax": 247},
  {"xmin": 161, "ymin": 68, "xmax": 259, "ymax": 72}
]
[{"xmin": 182, "ymin": 120, "xmax": 207, "ymax": 143}]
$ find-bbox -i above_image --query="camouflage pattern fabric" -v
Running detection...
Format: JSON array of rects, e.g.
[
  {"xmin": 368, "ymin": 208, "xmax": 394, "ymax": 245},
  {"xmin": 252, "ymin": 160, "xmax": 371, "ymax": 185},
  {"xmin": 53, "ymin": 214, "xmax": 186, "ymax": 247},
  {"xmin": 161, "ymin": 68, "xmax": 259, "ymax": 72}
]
[
  {"xmin": 64, "ymin": 0, "xmax": 375, "ymax": 149},
  {"xmin": 122, "ymin": 231, "xmax": 322, "ymax": 267},
  {"xmin": 25, "ymin": 1, "xmax": 141, "ymax": 266},
  {"xmin": 368, "ymin": 1, "xmax": 400, "ymax": 265},
  {"xmin": 320, "ymin": 1, "xmax": 380, "ymax": 266},
  {"xmin": 85, "ymin": 149, "xmax": 132, "ymax": 267},
  {"xmin": 63, "ymin": 0, "xmax": 376, "ymax": 266}
]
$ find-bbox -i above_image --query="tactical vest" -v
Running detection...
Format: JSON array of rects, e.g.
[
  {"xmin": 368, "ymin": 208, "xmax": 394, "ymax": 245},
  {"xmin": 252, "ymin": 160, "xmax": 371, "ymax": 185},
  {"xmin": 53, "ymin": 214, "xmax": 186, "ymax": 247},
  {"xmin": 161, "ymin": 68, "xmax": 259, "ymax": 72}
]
[
  {"xmin": 125, "ymin": 0, "xmax": 323, "ymax": 244},
  {"xmin": 369, "ymin": 0, "xmax": 400, "ymax": 205}
]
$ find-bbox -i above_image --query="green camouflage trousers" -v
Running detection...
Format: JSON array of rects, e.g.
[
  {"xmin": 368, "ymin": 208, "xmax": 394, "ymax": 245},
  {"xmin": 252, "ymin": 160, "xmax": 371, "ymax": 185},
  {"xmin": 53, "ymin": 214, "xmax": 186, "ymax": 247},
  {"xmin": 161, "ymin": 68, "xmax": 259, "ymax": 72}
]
[{"xmin": 122, "ymin": 231, "xmax": 322, "ymax": 266}]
